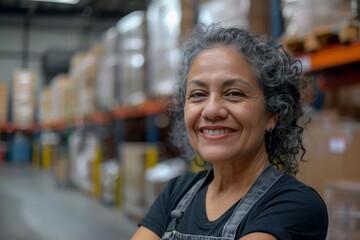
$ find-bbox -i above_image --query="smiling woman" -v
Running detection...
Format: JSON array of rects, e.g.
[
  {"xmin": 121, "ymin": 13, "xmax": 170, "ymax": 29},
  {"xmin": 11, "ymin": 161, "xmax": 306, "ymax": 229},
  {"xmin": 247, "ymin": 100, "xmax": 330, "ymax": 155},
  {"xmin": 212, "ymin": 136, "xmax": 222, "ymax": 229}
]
[{"xmin": 131, "ymin": 24, "xmax": 329, "ymax": 240}]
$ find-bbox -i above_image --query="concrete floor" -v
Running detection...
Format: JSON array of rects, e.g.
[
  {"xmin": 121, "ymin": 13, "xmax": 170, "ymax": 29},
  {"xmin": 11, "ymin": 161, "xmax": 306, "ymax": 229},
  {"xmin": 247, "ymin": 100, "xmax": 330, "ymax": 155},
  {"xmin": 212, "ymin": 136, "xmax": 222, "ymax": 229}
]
[{"xmin": 0, "ymin": 164, "xmax": 138, "ymax": 240}]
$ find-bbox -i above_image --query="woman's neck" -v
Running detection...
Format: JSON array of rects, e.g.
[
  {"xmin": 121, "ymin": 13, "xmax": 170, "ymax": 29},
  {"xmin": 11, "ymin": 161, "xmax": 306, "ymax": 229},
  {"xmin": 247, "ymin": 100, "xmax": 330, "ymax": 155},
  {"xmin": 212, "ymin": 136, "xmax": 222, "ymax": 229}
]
[{"xmin": 210, "ymin": 155, "xmax": 270, "ymax": 196}]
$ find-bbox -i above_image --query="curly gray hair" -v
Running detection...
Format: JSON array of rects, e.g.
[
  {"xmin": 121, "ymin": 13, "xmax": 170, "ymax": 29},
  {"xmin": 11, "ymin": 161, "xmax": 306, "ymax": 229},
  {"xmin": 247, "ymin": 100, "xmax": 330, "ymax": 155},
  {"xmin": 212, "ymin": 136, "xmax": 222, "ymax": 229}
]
[{"xmin": 168, "ymin": 24, "xmax": 309, "ymax": 176}]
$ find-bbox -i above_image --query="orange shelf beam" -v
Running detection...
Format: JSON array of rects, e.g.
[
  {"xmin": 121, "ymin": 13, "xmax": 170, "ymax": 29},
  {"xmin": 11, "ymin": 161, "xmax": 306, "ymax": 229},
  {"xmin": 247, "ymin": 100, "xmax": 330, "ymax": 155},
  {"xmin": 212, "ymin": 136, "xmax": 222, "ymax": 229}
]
[
  {"xmin": 0, "ymin": 123, "xmax": 35, "ymax": 133},
  {"xmin": 113, "ymin": 100, "xmax": 166, "ymax": 119},
  {"xmin": 298, "ymin": 42, "xmax": 360, "ymax": 72},
  {"xmin": 86, "ymin": 111, "xmax": 113, "ymax": 124}
]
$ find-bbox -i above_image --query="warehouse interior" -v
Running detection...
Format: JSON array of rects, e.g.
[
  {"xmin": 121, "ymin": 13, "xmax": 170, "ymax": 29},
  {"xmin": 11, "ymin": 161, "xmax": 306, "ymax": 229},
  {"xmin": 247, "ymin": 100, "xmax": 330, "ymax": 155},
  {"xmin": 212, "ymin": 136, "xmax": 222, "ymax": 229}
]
[{"xmin": 0, "ymin": 0, "xmax": 360, "ymax": 239}]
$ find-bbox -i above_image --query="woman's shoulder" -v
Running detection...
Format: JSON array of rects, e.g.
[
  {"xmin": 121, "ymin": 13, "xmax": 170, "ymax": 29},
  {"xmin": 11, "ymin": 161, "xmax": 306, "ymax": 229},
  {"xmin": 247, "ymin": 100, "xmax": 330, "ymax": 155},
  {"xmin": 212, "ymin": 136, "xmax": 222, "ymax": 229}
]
[
  {"xmin": 242, "ymin": 174, "xmax": 329, "ymax": 239},
  {"xmin": 263, "ymin": 173, "xmax": 328, "ymax": 220},
  {"xmin": 276, "ymin": 174, "xmax": 323, "ymax": 196}
]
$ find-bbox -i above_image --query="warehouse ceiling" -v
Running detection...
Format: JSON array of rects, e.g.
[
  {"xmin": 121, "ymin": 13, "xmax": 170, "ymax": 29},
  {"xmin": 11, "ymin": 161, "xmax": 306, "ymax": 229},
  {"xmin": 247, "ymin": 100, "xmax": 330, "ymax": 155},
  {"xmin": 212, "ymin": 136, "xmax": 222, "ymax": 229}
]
[{"xmin": 0, "ymin": 0, "xmax": 147, "ymax": 19}]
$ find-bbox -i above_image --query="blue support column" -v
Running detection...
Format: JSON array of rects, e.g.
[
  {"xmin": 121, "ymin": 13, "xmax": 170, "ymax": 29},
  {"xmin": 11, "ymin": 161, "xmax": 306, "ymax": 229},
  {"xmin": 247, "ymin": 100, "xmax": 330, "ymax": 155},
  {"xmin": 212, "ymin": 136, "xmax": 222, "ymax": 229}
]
[
  {"xmin": 271, "ymin": 0, "xmax": 284, "ymax": 42},
  {"xmin": 145, "ymin": 114, "xmax": 159, "ymax": 168},
  {"xmin": 115, "ymin": 119, "xmax": 125, "ymax": 162},
  {"xmin": 146, "ymin": 115, "xmax": 158, "ymax": 143}
]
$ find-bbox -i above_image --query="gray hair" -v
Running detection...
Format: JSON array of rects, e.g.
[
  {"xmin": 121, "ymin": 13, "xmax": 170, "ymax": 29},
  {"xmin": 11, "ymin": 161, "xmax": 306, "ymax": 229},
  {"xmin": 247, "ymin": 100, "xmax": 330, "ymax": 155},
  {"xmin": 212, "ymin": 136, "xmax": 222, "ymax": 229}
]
[{"xmin": 168, "ymin": 24, "xmax": 309, "ymax": 176}]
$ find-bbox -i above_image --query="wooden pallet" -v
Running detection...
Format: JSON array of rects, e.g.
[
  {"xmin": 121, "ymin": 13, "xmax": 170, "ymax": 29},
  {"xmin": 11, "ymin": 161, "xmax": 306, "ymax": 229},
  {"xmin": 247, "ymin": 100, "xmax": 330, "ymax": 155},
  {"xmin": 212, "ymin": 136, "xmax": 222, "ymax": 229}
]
[{"xmin": 281, "ymin": 20, "xmax": 360, "ymax": 54}]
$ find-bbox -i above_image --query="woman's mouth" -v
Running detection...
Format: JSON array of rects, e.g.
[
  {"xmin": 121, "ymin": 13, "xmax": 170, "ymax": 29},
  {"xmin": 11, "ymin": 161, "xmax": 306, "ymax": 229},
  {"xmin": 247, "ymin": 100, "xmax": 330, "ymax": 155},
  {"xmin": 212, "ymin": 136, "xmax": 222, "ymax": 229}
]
[{"xmin": 201, "ymin": 129, "xmax": 236, "ymax": 136}]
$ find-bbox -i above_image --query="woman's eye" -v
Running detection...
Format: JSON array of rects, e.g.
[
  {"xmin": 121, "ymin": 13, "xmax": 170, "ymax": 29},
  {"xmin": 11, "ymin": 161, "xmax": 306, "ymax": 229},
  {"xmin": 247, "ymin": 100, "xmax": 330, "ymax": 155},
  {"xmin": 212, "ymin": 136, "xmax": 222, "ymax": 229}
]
[
  {"xmin": 188, "ymin": 91, "xmax": 207, "ymax": 99},
  {"xmin": 225, "ymin": 90, "xmax": 245, "ymax": 98}
]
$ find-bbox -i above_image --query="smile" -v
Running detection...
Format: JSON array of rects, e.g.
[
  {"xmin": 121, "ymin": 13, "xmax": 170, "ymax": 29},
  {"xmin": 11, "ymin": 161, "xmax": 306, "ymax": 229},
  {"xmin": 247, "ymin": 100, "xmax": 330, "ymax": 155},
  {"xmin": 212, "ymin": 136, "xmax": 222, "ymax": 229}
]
[{"xmin": 201, "ymin": 129, "xmax": 236, "ymax": 136}]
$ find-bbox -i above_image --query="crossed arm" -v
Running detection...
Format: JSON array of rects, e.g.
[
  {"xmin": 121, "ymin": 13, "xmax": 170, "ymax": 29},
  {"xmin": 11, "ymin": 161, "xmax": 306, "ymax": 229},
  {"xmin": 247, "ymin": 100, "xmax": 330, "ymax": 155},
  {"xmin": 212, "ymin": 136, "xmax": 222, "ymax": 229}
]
[{"xmin": 130, "ymin": 226, "xmax": 277, "ymax": 240}]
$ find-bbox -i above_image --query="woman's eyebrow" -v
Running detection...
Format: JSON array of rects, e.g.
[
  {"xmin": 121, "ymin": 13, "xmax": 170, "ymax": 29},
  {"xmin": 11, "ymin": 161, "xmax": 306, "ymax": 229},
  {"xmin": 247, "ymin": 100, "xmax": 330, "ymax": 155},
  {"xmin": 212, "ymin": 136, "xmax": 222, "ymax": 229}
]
[
  {"xmin": 186, "ymin": 78, "xmax": 251, "ymax": 89},
  {"xmin": 186, "ymin": 79, "xmax": 207, "ymax": 88},
  {"xmin": 222, "ymin": 78, "xmax": 250, "ymax": 88}
]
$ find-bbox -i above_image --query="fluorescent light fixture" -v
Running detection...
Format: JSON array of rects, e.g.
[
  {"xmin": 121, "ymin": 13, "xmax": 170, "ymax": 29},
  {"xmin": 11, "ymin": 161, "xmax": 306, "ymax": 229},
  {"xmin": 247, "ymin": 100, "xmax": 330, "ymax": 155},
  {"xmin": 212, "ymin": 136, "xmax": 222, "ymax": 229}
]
[{"xmin": 27, "ymin": 0, "xmax": 80, "ymax": 4}]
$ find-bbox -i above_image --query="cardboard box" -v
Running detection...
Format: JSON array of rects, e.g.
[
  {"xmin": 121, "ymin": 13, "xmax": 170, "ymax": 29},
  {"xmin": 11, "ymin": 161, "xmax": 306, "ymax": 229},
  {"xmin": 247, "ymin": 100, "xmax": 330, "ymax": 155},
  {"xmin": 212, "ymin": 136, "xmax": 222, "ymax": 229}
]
[
  {"xmin": 0, "ymin": 83, "xmax": 8, "ymax": 124},
  {"xmin": 121, "ymin": 142, "xmax": 148, "ymax": 219},
  {"xmin": 12, "ymin": 69, "xmax": 37, "ymax": 126},
  {"xmin": 50, "ymin": 74, "xmax": 71, "ymax": 121},
  {"xmin": 298, "ymin": 111, "xmax": 360, "ymax": 197},
  {"xmin": 39, "ymin": 87, "xmax": 52, "ymax": 124},
  {"xmin": 325, "ymin": 180, "xmax": 360, "ymax": 240}
]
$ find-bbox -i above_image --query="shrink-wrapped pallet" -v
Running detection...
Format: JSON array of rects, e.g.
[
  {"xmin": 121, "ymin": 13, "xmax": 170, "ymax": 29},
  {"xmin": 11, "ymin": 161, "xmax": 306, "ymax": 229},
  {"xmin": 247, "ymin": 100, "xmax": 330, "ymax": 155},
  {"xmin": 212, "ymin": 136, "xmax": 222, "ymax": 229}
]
[
  {"xmin": 50, "ymin": 74, "xmax": 71, "ymax": 122},
  {"xmin": 39, "ymin": 87, "xmax": 52, "ymax": 125},
  {"xmin": 95, "ymin": 27, "xmax": 120, "ymax": 111},
  {"xmin": 12, "ymin": 69, "xmax": 37, "ymax": 127},
  {"xmin": 70, "ymin": 46, "xmax": 100, "ymax": 118},
  {"xmin": 282, "ymin": 0, "xmax": 353, "ymax": 36},
  {"xmin": 147, "ymin": 0, "xmax": 196, "ymax": 97},
  {"xmin": 0, "ymin": 83, "xmax": 8, "ymax": 125},
  {"xmin": 198, "ymin": 0, "xmax": 250, "ymax": 28},
  {"xmin": 117, "ymin": 11, "xmax": 147, "ymax": 106}
]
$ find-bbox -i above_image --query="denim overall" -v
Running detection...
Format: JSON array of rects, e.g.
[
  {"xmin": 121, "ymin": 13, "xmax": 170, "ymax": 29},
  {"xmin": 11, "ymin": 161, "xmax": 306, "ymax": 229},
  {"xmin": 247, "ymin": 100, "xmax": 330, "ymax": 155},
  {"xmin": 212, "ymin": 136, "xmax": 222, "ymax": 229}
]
[{"xmin": 161, "ymin": 165, "xmax": 282, "ymax": 240}]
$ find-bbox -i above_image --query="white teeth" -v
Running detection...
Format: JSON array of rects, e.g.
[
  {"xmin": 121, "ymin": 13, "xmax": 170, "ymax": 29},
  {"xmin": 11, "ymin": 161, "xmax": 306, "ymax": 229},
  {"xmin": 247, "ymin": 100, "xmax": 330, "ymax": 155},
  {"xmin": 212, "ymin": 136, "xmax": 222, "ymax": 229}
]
[{"xmin": 203, "ymin": 129, "xmax": 233, "ymax": 136}]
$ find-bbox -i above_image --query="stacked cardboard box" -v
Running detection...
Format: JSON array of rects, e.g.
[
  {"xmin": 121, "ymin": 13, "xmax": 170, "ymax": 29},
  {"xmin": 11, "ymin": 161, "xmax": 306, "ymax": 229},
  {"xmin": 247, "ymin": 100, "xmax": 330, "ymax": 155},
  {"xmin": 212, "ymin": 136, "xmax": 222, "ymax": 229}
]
[
  {"xmin": 39, "ymin": 87, "xmax": 52, "ymax": 125},
  {"xmin": 297, "ymin": 110, "xmax": 360, "ymax": 197},
  {"xmin": 121, "ymin": 142, "xmax": 148, "ymax": 219},
  {"xmin": 70, "ymin": 45, "xmax": 103, "ymax": 118},
  {"xmin": 325, "ymin": 180, "xmax": 360, "ymax": 240},
  {"xmin": 0, "ymin": 83, "xmax": 8, "ymax": 126},
  {"xmin": 50, "ymin": 74, "xmax": 71, "ymax": 122},
  {"xmin": 12, "ymin": 69, "xmax": 37, "ymax": 128},
  {"xmin": 338, "ymin": 83, "xmax": 360, "ymax": 120}
]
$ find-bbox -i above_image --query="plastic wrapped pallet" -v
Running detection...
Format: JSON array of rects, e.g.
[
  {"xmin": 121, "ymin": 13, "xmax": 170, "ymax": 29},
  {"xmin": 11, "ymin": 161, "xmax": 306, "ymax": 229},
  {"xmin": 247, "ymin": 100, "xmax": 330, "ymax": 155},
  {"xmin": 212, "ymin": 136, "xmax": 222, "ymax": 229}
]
[
  {"xmin": 282, "ymin": 0, "xmax": 353, "ymax": 37},
  {"xmin": 198, "ymin": 0, "xmax": 250, "ymax": 28},
  {"xmin": 68, "ymin": 129, "xmax": 98, "ymax": 192},
  {"xmin": 95, "ymin": 28, "xmax": 119, "ymax": 111},
  {"xmin": 100, "ymin": 159, "xmax": 120, "ymax": 205},
  {"xmin": 70, "ymin": 45, "xmax": 103, "ymax": 88},
  {"xmin": 70, "ymin": 51, "xmax": 97, "ymax": 118},
  {"xmin": 50, "ymin": 74, "xmax": 71, "ymax": 122},
  {"xmin": 39, "ymin": 87, "xmax": 52, "ymax": 125},
  {"xmin": 12, "ymin": 69, "xmax": 37, "ymax": 127},
  {"xmin": 117, "ymin": 11, "xmax": 147, "ymax": 106},
  {"xmin": 147, "ymin": 0, "xmax": 196, "ymax": 97},
  {"xmin": 325, "ymin": 180, "xmax": 360, "ymax": 240},
  {"xmin": 0, "ymin": 82, "xmax": 8, "ymax": 125}
]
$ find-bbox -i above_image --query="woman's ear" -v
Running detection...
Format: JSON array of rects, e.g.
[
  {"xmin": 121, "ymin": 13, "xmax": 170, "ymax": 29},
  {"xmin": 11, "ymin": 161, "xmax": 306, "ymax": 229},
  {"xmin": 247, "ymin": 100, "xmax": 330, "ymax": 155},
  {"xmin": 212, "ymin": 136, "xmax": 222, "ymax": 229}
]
[{"xmin": 267, "ymin": 112, "xmax": 279, "ymax": 130}]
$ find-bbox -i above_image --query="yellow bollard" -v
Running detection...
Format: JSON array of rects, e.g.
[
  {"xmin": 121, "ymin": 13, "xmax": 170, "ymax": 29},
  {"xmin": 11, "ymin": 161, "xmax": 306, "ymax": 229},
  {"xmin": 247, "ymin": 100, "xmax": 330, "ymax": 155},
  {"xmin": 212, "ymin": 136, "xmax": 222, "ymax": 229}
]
[
  {"xmin": 145, "ymin": 144, "xmax": 158, "ymax": 169},
  {"xmin": 42, "ymin": 144, "xmax": 51, "ymax": 170},
  {"xmin": 92, "ymin": 144, "xmax": 102, "ymax": 198},
  {"xmin": 115, "ymin": 171, "xmax": 122, "ymax": 207}
]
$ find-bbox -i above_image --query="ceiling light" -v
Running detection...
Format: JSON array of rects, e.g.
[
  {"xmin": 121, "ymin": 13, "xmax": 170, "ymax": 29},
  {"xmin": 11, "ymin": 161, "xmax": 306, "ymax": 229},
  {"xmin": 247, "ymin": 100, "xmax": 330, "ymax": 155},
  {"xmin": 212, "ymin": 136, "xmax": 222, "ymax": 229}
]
[{"xmin": 27, "ymin": 0, "xmax": 80, "ymax": 4}]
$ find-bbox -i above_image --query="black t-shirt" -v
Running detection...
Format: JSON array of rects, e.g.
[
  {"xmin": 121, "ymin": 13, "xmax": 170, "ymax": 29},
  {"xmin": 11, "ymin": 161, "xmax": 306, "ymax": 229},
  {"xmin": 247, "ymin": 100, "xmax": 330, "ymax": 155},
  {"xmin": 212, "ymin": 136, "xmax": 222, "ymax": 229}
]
[{"xmin": 139, "ymin": 170, "xmax": 328, "ymax": 239}]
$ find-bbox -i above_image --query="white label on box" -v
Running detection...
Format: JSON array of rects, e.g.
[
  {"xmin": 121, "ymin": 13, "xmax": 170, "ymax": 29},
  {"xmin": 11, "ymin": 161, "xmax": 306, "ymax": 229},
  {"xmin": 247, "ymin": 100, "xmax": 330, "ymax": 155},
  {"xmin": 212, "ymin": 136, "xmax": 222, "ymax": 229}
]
[{"xmin": 329, "ymin": 137, "xmax": 346, "ymax": 153}]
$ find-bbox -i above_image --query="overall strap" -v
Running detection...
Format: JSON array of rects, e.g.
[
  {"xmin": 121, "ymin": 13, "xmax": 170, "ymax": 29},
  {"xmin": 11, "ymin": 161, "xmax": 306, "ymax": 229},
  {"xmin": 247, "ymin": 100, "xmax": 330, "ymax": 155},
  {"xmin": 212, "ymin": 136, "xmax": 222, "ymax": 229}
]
[
  {"xmin": 222, "ymin": 165, "xmax": 282, "ymax": 238},
  {"xmin": 162, "ymin": 170, "xmax": 212, "ymax": 239}
]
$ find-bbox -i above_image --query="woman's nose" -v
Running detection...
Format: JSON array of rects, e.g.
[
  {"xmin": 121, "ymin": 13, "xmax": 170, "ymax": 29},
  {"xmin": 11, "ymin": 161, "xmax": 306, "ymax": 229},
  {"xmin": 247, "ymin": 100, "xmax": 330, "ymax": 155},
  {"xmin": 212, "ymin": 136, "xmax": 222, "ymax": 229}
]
[{"xmin": 201, "ymin": 96, "xmax": 228, "ymax": 120}]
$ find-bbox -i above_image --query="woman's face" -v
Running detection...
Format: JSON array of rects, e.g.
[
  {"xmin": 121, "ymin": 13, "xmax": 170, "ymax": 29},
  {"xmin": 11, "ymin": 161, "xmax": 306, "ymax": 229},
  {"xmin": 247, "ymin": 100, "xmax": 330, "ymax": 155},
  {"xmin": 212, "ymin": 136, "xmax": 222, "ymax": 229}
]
[{"xmin": 184, "ymin": 46, "xmax": 276, "ymax": 165}]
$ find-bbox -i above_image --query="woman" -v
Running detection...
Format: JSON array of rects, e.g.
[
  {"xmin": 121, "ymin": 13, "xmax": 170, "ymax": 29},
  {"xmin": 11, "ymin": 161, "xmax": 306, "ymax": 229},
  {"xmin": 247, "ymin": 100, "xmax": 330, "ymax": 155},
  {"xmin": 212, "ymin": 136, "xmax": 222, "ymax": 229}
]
[{"xmin": 131, "ymin": 24, "xmax": 328, "ymax": 240}]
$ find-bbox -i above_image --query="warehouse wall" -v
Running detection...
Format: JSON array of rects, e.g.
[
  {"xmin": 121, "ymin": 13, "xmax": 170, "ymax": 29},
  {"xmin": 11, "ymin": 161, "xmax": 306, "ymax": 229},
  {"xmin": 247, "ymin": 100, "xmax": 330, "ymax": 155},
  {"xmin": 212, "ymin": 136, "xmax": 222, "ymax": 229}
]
[{"xmin": 0, "ymin": 14, "xmax": 118, "ymax": 88}]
